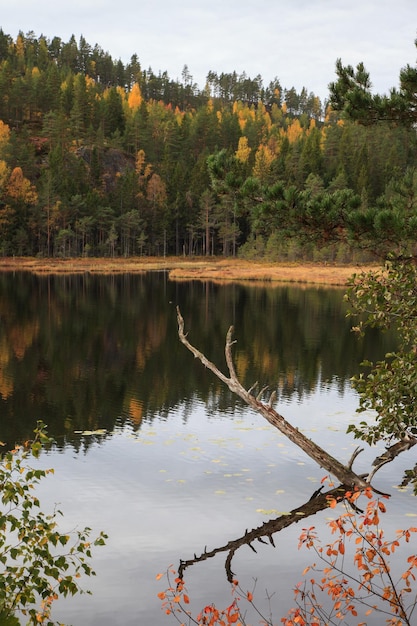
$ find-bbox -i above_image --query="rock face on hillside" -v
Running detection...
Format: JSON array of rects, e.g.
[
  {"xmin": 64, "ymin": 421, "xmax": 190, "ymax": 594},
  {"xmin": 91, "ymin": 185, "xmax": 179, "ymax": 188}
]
[
  {"xmin": 29, "ymin": 137, "xmax": 136, "ymax": 193},
  {"xmin": 76, "ymin": 146, "xmax": 135, "ymax": 191}
]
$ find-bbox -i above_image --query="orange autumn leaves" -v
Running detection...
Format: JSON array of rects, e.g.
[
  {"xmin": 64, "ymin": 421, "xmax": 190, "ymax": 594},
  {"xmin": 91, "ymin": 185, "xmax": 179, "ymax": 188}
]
[
  {"xmin": 157, "ymin": 484, "xmax": 417, "ymax": 626},
  {"xmin": 283, "ymin": 486, "xmax": 417, "ymax": 625},
  {"xmin": 156, "ymin": 569, "xmax": 248, "ymax": 626}
]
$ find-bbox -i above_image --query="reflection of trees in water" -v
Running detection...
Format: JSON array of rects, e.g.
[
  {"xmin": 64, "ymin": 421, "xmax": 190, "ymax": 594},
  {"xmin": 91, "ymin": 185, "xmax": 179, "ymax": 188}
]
[{"xmin": 0, "ymin": 273, "xmax": 396, "ymax": 448}]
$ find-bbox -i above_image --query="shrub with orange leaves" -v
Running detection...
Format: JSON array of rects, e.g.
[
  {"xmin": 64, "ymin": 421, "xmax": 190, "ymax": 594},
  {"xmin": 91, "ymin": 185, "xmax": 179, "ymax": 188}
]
[
  {"xmin": 158, "ymin": 485, "xmax": 417, "ymax": 626},
  {"xmin": 156, "ymin": 567, "xmax": 256, "ymax": 626},
  {"xmin": 282, "ymin": 488, "xmax": 417, "ymax": 626}
]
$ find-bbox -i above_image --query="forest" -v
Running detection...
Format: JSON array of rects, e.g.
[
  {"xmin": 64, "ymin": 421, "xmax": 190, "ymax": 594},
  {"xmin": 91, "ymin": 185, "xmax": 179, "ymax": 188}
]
[{"xmin": 0, "ymin": 29, "xmax": 416, "ymax": 260}]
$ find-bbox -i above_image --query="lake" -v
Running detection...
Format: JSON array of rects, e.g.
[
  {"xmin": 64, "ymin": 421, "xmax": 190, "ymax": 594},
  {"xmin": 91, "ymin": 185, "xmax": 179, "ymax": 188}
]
[{"xmin": 0, "ymin": 271, "xmax": 415, "ymax": 625}]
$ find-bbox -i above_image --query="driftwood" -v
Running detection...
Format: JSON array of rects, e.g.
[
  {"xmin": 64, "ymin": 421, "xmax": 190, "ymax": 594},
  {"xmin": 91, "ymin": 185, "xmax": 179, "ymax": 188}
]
[{"xmin": 177, "ymin": 307, "xmax": 368, "ymax": 489}]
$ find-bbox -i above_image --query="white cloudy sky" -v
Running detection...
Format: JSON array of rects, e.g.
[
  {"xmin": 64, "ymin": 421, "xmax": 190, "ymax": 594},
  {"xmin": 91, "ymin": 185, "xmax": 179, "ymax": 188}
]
[{"xmin": 2, "ymin": 0, "xmax": 416, "ymax": 101}]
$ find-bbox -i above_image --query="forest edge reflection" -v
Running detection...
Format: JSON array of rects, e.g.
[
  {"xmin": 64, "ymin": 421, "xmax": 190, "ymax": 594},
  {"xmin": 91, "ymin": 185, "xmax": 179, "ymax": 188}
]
[{"xmin": 1, "ymin": 271, "xmax": 393, "ymax": 449}]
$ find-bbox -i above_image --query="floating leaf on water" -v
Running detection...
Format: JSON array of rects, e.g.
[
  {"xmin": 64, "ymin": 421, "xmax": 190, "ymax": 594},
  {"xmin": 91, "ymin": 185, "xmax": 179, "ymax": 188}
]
[
  {"xmin": 256, "ymin": 508, "xmax": 280, "ymax": 515},
  {"xmin": 405, "ymin": 513, "xmax": 417, "ymax": 517},
  {"xmin": 215, "ymin": 490, "xmax": 226, "ymax": 495},
  {"xmin": 275, "ymin": 489, "xmax": 285, "ymax": 494},
  {"xmin": 74, "ymin": 429, "xmax": 107, "ymax": 436}
]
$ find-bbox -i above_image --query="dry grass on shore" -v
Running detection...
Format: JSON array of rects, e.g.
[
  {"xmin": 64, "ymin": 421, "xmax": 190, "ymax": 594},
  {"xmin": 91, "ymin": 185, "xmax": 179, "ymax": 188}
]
[{"xmin": 0, "ymin": 257, "xmax": 380, "ymax": 286}]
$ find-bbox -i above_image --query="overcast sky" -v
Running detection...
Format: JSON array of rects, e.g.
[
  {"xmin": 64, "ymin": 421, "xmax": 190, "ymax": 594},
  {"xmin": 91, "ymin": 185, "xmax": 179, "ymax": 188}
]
[{"xmin": 2, "ymin": 0, "xmax": 416, "ymax": 101}]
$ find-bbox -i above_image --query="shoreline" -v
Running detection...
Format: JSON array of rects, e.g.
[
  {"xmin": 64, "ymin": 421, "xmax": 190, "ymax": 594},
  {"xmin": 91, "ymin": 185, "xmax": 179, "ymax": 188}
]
[{"xmin": 0, "ymin": 257, "xmax": 380, "ymax": 286}]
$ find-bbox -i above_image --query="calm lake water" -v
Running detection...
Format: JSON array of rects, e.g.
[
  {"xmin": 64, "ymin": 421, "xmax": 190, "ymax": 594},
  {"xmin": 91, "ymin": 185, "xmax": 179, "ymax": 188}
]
[{"xmin": 0, "ymin": 272, "xmax": 415, "ymax": 625}]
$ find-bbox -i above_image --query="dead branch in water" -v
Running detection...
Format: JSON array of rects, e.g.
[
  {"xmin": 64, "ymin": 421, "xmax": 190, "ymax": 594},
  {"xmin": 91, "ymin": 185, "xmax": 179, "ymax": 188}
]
[{"xmin": 177, "ymin": 306, "xmax": 369, "ymax": 489}]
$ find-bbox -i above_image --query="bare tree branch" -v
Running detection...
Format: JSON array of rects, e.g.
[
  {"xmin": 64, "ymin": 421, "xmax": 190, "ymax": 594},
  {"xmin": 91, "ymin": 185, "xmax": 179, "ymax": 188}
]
[{"xmin": 177, "ymin": 306, "xmax": 368, "ymax": 489}]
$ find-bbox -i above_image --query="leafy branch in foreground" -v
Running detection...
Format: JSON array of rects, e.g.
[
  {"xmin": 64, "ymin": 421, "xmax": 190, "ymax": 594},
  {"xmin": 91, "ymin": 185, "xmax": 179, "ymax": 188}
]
[
  {"xmin": 345, "ymin": 261, "xmax": 417, "ymax": 445},
  {"xmin": 0, "ymin": 421, "xmax": 107, "ymax": 625},
  {"xmin": 283, "ymin": 487, "xmax": 417, "ymax": 626},
  {"xmin": 157, "ymin": 566, "xmax": 259, "ymax": 626}
]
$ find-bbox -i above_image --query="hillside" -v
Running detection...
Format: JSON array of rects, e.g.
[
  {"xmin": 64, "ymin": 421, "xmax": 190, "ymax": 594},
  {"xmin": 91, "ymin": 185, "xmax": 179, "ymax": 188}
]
[{"xmin": 0, "ymin": 29, "xmax": 416, "ymax": 260}]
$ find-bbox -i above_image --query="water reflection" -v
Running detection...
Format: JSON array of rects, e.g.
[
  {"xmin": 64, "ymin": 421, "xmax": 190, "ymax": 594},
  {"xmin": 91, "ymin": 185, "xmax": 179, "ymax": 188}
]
[
  {"xmin": 0, "ymin": 273, "xmax": 411, "ymax": 626},
  {"xmin": 177, "ymin": 437, "xmax": 416, "ymax": 583},
  {"xmin": 0, "ymin": 272, "xmax": 395, "ymax": 449}
]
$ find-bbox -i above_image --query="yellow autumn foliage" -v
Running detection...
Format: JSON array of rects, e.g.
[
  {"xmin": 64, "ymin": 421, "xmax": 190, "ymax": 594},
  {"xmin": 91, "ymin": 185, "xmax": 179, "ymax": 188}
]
[
  {"xmin": 0, "ymin": 121, "xmax": 10, "ymax": 154},
  {"xmin": 116, "ymin": 86, "xmax": 126, "ymax": 101},
  {"xmin": 174, "ymin": 106, "xmax": 184, "ymax": 125},
  {"xmin": 6, "ymin": 167, "xmax": 38, "ymax": 204},
  {"xmin": 284, "ymin": 119, "xmax": 303, "ymax": 144},
  {"xmin": 253, "ymin": 144, "xmax": 275, "ymax": 181},
  {"xmin": 235, "ymin": 136, "xmax": 251, "ymax": 163},
  {"xmin": 85, "ymin": 75, "xmax": 96, "ymax": 89},
  {"xmin": 233, "ymin": 101, "xmax": 256, "ymax": 131},
  {"xmin": 135, "ymin": 150, "xmax": 146, "ymax": 176},
  {"xmin": 0, "ymin": 160, "xmax": 10, "ymax": 189},
  {"xmin": 128, "ymin": 83, "xmax": 143, "ymax": 109}
]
